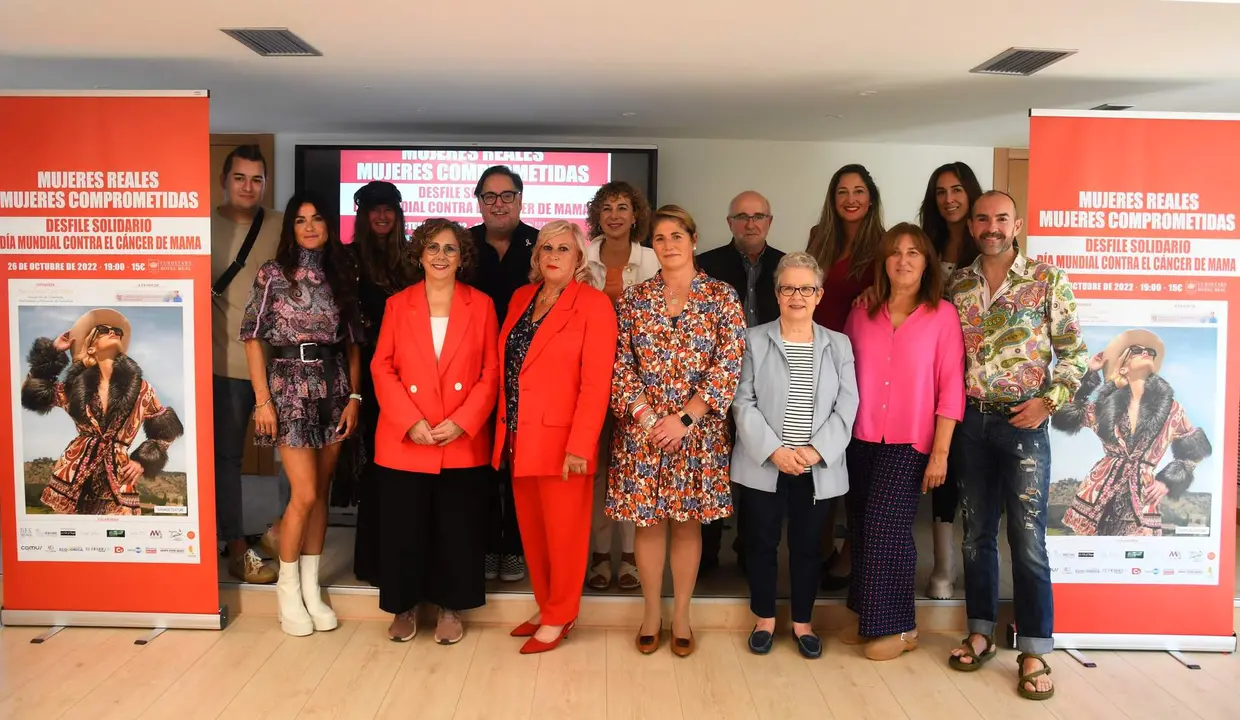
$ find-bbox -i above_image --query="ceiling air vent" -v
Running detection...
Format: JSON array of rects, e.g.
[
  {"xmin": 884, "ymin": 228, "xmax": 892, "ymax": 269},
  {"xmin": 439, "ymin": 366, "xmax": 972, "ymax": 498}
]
[
  {"xmin": 221, "ymin": 28, "xmax": 322, "ymax": 57},
  {"xmin": 1091, "ymin": 103, "xmax": 1133, "ymax": 111},
  {"xmin": 970, "ymin": 47, "xmax": 1076, "ymax": 76}
]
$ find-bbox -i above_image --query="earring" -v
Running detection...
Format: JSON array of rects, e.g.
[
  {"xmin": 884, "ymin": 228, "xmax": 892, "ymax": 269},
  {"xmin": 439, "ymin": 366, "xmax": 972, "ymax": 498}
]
[{"xmin": 87, "ymin": 347, "xmax": 95, "ymax": 355}]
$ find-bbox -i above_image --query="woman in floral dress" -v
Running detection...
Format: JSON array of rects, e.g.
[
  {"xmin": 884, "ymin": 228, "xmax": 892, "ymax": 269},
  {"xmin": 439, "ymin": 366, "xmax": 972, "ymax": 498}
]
[
  {"xmin": 240, "ymin": 192, "xmax": 362, "ymax": 637},
  {"xmin": 606, "ymin": 204, "xmax": 746, "ymax": 657}
]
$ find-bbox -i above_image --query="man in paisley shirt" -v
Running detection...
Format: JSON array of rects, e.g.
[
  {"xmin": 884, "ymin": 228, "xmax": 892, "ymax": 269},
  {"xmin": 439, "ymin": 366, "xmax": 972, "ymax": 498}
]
[{"xmin": 945, "ymin": 190, "xmax": 1087, "ymax": 701}]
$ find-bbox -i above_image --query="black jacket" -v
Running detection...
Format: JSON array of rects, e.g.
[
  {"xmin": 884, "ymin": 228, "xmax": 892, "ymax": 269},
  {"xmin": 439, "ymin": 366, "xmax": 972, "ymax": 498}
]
[
  {"xmin": 470, "ymin": 221, "xmax": 539, "ymax": 324},
  {"xmin": 696, "ymin": 241, "xmax": 785, "ymax": 326}
]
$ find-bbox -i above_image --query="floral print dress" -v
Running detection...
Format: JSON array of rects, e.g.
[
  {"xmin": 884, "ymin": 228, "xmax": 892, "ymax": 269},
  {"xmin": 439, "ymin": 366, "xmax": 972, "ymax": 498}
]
[
  {"xmin": 605, "ymin": 272, "xmax": 747, "ymax": 525},
  {"xmin": 239, "ymin": 248, "xmax": 361, "ymax": 449}
]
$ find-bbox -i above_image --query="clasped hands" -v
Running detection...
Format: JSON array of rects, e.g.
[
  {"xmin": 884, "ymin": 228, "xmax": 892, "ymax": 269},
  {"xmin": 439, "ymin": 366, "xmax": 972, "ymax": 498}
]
[
  {"xmin": 769, "ymin": 446, "xmax": 822, "ymax": 475},
  {"xmin": 407, "ymin": 418, "xmax": 465, "ymax": 447}
]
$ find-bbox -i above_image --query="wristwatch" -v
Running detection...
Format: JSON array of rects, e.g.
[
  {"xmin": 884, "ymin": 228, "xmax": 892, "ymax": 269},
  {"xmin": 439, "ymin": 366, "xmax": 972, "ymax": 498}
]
[{"xmin": 679, "ymin": 412, "xmax": 695, "ymax": 428}]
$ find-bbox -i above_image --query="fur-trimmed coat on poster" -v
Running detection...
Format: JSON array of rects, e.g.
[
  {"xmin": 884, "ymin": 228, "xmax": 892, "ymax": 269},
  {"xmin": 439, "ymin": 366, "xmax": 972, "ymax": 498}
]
[{"xmin": 20, "ymin": 338, "xmax": 184, "ymax": 515}]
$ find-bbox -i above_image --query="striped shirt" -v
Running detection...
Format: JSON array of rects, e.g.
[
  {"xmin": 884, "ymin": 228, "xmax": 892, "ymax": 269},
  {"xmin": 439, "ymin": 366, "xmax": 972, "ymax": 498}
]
[{"xmin": 781, "ymin": 340, "xmax": 815, "ymax": 448}]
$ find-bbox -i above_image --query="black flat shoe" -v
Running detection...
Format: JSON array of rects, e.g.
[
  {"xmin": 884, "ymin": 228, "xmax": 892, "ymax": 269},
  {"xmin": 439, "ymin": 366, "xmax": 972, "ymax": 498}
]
[
  {"xmin": 795, "ymin": 632, "xmax": 823, "ymax": 659},
  {"xmin": 748, "ymin": 627, "xmax": 774, "ymax": 655}
]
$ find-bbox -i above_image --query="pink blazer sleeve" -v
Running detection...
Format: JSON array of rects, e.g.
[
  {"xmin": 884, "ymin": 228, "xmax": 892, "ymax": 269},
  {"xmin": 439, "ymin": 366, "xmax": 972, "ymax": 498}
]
[{"xmin": 934, "ymin": 300, "xmax": 966, "ymax": 421}]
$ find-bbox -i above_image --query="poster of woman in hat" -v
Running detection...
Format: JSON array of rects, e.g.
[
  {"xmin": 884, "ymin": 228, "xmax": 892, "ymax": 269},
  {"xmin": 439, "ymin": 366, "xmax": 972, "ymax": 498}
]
[
  {"xmin": 19, "ymin": 307, "xmax": 185, "ymax": 515},
  {"xmin": 1052, "ymin": 327, "xmax": 1213, "ymax": 536}
]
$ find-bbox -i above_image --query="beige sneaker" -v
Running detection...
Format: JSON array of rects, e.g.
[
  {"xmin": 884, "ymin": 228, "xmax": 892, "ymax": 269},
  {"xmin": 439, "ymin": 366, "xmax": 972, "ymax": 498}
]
[
  {"xmin": 259, "ymin": 527, "xmax": 279, "ymax": 559},
  {"xmin": 230, "ymin": 548, "xmax": 277, "ymax": 584},
  {"xmin": 435, "ymin": 608, "xmax": 464, "ymax": 645}
]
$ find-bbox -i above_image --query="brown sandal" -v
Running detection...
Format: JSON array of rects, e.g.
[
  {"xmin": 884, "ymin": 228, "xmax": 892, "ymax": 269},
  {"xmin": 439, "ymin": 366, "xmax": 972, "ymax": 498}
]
[
  {"xmin": 670, "ymin": 629, "xmax": 695, "ymax": 658},
  {"xmin": 1016, "ymin": 653, "xmax": 1055, "ymax": 700},
  {"xmin": 948, "ymin": 634, "xmax": 996, "ymax": 671},
  {"xmin": 587, "ymin": 559, "xmax": 612, "ymax": 590},
  {"xmin": 617, "ymin": 559, "xmax": 641, "ymax": 590}
]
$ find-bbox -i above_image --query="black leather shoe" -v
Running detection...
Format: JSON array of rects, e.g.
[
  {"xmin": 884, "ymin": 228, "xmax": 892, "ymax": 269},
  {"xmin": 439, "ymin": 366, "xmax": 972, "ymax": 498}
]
[
  {"xmin": 748, "ymin": 627, "xmax": 774, "ymax": 655},
  {"xmin": 795, "ymin": 632, "xmax": 823, "ymax": 659}
]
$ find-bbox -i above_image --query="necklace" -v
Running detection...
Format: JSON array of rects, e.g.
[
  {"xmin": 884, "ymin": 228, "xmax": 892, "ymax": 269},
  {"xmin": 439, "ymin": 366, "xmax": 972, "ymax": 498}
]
[
  {"xmin": 665, "ymin": 283, "xmax": 691, "ymax": 304},
  {"xmin": 538, "ymin": 286, "xmax": 564, "ymax": 305}
]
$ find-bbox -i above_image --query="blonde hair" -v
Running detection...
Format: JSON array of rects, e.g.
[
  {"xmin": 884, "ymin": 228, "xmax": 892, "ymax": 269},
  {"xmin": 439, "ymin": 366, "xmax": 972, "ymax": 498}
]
[
  {"xmin": 77, "ymin": 327, "xmax": 102, "ymax": 368},
  {"xmin": 530, "ymin": 220, "xmax": 591, "ymax": 283}
]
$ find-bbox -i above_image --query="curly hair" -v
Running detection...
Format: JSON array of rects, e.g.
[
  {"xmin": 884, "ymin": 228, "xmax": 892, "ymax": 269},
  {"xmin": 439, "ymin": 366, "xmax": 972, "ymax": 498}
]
[
  {"xmin": 586, "ymin": 181, "xmax": 652, "ymax": 245},
  {"xmin": 408, "ymin": 218, "xmax": 477, "ymax": 283}
]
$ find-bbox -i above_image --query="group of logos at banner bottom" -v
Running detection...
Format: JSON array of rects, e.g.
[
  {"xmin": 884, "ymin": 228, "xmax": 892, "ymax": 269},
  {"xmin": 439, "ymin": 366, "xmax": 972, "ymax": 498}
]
[
  {"xmin": 1050, "ymin": 547, "xmax": 1217, "ymax": 580},
  {"xmin": 15, "ymin": 525, "xmax": 199, "ymax": 562}
]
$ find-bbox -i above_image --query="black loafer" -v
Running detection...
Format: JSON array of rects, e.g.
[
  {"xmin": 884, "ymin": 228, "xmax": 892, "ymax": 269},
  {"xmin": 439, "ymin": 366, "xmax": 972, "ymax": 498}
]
[
  {"xmin": 748, "ymin": 627, "xmax": 774, "ymax": 655},
  {"xmin": 795, "ymin": 632, "xmax": 823, "ymax": 659}
]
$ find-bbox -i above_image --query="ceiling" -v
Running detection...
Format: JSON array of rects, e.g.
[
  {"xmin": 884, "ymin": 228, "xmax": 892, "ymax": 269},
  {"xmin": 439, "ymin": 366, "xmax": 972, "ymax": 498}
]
[{"xmin": 3, "ymin": 0, "xmax": 1240, "ymax": 147}]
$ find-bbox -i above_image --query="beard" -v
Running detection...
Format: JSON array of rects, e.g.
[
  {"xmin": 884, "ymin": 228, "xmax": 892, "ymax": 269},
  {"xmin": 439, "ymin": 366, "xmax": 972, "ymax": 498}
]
[{"xmin": 978, "ymin": 231, "xmax": 1013, "ymax": 255}]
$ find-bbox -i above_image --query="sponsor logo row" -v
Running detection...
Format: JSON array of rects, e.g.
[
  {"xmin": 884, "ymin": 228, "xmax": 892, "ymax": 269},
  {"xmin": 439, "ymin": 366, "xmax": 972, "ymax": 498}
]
[
  {"xmin": 1064, "ymin": 549, "xmax": 1216, "ymax": 562},
  {"xmin": 17, "ymin": 544, "xmax": 197, "ymax": 557},
  {"xmin": 19, "ymin": 527, "xmax": 196, "ymax": 541}
]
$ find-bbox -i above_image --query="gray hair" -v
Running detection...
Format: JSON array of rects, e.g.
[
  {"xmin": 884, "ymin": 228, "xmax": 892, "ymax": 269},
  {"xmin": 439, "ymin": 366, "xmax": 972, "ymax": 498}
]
[{"xmin": 774, "ymin": 251, "xmax": 824, "ymax": 287}]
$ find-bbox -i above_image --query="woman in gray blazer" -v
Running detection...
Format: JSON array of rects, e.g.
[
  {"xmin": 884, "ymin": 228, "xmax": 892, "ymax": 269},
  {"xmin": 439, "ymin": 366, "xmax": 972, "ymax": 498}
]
[{"xmin": 731, "ymin": 251, "xmax": 859, "ymax": 659}]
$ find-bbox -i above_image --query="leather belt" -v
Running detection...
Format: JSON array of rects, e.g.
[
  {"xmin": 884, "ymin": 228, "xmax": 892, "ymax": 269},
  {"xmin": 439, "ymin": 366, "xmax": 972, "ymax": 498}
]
[
  {"xmin": 273, "ymin": 342, "xmax": 344, "ymax": 425},
  {"xmin": 966, "ymin": 396, "xmax": 1028, "ymax": 415}
]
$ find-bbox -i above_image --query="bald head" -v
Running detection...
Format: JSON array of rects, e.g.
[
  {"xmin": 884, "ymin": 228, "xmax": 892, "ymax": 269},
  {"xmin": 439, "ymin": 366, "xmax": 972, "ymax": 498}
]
[{"xmin": 727, "ymin": 190, "xmax": 773, "ymax": 254}]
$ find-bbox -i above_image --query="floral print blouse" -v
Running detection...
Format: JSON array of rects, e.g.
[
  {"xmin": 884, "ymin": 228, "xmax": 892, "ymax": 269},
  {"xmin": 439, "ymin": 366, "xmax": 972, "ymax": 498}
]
[{"xmin": 605, "ymin": 272, "xmax": 747, "ymax": 526}]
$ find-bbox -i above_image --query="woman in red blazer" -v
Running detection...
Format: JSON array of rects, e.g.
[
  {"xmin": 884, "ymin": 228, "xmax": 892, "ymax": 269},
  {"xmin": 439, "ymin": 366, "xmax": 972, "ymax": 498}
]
[
  {"xmin": 370, "ymin": 218, "xmax": 499, "ymax": 646},
  {"xmin": 494, "ymin": 220, "xmax": 618, "ymax": 654}
]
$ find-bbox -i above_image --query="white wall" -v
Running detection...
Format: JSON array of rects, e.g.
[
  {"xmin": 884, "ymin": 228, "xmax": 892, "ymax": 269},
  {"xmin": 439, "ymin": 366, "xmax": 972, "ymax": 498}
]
[{"xmin": 274, "ymin": 134, "xmax": 993, "ymax": 254}]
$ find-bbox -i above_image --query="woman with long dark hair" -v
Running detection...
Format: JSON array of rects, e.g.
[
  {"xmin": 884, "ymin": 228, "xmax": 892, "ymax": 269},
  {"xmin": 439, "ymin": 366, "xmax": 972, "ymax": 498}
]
[
  {"xmin": 348, "ymin": 181, "xmax": 417, "ymax": 585},
  {"xmin": 240, "ymin": 192, "xmax": 363, "ymax": 636},
  {"xmin": 805, "ymin": 163, "xmax": 886, "ymax": 591},
  {"xmin": 915, "ymin": 161, "xmax": 983, "ymax": 599}
]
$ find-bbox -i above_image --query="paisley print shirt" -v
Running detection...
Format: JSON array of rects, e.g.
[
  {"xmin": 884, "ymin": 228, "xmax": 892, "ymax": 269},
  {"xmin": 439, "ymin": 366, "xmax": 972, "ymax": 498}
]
[{"xmin": 948, "ymin": 253, "xmax": 1087, "ymax": 409}]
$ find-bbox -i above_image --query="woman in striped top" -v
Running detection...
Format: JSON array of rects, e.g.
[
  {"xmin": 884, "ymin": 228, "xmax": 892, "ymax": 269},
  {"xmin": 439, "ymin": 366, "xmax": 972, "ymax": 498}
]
[{"xmin": 731, "ymin": 252, "xmax": 859, "ymax": 659}]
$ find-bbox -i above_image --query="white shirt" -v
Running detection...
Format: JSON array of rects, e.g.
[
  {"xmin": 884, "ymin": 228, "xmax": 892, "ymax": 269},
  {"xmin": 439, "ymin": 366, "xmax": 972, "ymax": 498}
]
[
  {"xmin": 585, "ymin": 237, "xmax": 661, "ymax": 292},
  {"xmin": 431, "ymin": 316, "xmax": 449, "ymax": 360}
]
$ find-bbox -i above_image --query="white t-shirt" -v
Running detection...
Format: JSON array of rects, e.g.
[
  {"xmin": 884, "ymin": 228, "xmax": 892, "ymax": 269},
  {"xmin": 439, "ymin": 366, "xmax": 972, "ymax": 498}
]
[{"xmin": 431, "ymin": 316, "xmax": 449, "ymax": 360}]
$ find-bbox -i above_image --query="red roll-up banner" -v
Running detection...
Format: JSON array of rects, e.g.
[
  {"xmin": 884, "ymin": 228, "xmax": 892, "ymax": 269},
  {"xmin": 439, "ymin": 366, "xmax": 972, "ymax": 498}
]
[
  {"xmin": 0, "ymin": 90, "xmax": 221, "ymax": 629},
  {"xmin": 1028, "ymin": 109, "xmax": 1237, "ymax": 651}
]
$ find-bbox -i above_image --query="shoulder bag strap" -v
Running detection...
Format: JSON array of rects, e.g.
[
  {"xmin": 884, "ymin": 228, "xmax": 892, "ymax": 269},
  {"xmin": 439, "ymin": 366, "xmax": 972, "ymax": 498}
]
[{"xmin": 212, "ymin": 207, "xmax": 265, "ymax": 297}]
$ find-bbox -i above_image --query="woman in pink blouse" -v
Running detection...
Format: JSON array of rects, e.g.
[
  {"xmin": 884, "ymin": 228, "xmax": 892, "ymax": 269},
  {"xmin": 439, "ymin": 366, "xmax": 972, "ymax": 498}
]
[{"xmin": 841, "ymin": 222, "xmax": 965, "ymax": 661}]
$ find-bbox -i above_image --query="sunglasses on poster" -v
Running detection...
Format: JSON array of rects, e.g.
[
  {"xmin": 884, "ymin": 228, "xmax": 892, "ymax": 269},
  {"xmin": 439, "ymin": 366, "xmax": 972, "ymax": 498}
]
[
  {"xmin": 94, "ymin": 324, "xmax": 124, "ymax": 339},
  {"xmin": 1126, "ymin": 344, "xmax": 1157, "ymax": 359}
]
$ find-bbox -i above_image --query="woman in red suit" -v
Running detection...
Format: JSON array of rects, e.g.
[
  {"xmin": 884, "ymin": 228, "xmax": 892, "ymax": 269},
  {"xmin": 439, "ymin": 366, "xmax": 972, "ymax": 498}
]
[
  {"xmin": 494, "ymin": 220, "xmax": 619, "ymax": 654},
  {"xmin": 371, "ymin": 218, "xmax": 499, "ymax": 645}
]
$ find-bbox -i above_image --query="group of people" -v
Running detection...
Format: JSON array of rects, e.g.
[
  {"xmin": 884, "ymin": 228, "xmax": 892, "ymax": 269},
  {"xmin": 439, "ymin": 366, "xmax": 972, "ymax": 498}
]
[{"xmin": 210, "ymin": 145, "xmax": 1088, "ymax": 701}]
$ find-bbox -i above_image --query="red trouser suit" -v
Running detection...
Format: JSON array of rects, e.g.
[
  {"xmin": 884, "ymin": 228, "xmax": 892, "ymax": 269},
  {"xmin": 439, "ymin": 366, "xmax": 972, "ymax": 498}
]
[{"xmin": 493, "ymin": 280, "xmax": 619, "ymax": 626}]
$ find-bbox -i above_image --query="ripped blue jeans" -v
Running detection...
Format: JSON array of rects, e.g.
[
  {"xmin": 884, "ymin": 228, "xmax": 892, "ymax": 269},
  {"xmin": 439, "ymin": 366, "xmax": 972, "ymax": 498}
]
[{"xmin": 952, "ymin": 406, "xmax": 1053, "ymax": 654}]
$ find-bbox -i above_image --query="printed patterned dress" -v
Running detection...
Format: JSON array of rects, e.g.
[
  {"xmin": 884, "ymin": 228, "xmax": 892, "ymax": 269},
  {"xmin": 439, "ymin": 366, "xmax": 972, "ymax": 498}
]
[
  {"xmin": 239, "ymin": 248, "xmax": 361, "ymax": 449},
  {"xmin": 606, "ymin": 272, "xmax": 746, "ymax": 526}
]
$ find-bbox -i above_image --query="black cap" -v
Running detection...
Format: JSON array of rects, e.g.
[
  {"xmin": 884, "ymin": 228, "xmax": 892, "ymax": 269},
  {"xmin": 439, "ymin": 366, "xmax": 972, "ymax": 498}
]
[{"xmin": 354, "ymin": 181, "xmax": 402, "ymax": 210}]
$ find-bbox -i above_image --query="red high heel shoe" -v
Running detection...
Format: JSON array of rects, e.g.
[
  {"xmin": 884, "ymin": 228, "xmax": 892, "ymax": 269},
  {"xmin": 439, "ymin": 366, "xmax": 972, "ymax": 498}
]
[
  {"xmin": 510, "ymin": 620, "xmax": 539, "ymax": 637},
  {"xmin": 519, "ymin": 620, "xmax": 576, "ymax": 654}
]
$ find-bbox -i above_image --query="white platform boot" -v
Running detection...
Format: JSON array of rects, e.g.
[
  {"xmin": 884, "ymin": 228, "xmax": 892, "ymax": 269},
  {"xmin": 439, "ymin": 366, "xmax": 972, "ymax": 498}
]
[
  {"xmin": 277, "ymin": 559, "xmax": 314, "ymax": 636},
  {"xmin": 300, "ymin": 554, "xmax": 338, "ymax": 631},
  {"xmin": 926, "ymin": 522, "xmax": 955, "ymax": 599}
]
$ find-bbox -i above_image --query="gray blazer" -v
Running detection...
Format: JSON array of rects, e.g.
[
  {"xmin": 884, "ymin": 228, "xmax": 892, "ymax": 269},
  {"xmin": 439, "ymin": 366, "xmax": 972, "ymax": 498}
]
[{"xmin": 730, "ymin": 320, "xmax": 859, "ymax": 501}]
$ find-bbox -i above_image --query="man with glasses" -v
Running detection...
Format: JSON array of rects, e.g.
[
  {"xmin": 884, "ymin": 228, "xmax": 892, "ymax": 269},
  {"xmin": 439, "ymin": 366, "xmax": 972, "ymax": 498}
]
[
  {"xmin": 470, "ymin": 165, "xmax": 538, "ymax": 583},
  {"xmin": 946, "ymin": 190, "xmax": 1087, "ymax": 701},
  {"xmin": 697, "ymin": 190, "xmax": 785, "ymax": 574}
]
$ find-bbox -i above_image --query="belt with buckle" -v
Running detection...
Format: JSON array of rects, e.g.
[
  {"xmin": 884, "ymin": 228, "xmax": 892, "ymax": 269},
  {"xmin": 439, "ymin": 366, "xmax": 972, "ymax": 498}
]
[
  {"xmin": 966, "ymin": 396, "xmax": 1028, "ymax": 415},
  {"xmin": 273, "ymin": 343, "xmax": 344, "ymax": 423}
]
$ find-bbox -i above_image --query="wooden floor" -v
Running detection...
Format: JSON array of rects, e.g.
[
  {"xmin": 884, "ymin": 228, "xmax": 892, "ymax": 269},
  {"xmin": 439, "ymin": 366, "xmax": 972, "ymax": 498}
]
[{"xmin": 2, "ymin": 615, "xmax": 1239, "ymax": 720}]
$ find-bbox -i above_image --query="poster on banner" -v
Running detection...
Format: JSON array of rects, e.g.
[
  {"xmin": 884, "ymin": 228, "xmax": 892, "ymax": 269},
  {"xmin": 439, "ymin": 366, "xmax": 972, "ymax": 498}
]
[
  {"xmin": 1026, "ymin": 108, "xmax": 1240, "ymax": 647},
  {"xmin": 337, "ymin": 149, "xmax": 613, "ymax": 241},
  {"xmin": 1044, "ymin": 298, "xmax": 1225, "ymax": 585},
  {"xmin": 9, "ymin": 278, "xmax": 201, "ymax": 564},
  {"xmin": 0, "ymin": 90, "xmax": 218, "ymax": 626}
]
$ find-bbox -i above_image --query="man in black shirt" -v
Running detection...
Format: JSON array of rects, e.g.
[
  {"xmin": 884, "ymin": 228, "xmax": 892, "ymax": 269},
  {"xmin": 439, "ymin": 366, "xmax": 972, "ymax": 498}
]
[
  {"xmin": 468, "ymin": 165, "xmax": 537, "ymax": 584},
  {"xmin": 696, "ymin": 190, "xmax": 785, "ymax": 574},
  {"xmin": 470, "ymin": 166, "xmax": 539, "ymax": 326}
]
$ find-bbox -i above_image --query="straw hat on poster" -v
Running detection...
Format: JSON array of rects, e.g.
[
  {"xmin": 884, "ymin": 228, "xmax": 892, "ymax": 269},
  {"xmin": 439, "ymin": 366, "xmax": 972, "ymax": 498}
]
[
  {"xmin": 1100, "ymin": 328, "xmax": 1164, "ymax": 381},
  {"xmin": 68, "ymin": 308, "xmax": 132, "ymax": 360}
]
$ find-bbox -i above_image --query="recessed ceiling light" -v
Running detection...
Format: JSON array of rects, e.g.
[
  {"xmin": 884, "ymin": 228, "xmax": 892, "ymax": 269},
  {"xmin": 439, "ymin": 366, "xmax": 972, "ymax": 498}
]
[
  {"xmin": 824, "ymin": 114, "xmax": 843, "ymax": 119},
  {"xmin": 859, "ymin": 90, "xmax": 877, "ymax": 96},
  {"xmin": 363, "ymin": 85, "xmax": 372, "ymax": 90},
  {"xmin": 620, "ymin": 111, "xmax": 637, "ymax": 117}
]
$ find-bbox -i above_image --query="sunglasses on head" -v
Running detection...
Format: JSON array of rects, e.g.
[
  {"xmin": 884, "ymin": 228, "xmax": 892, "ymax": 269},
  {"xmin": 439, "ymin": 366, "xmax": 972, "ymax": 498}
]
[
  {"xmin": 95, "ymin": 324, "xmax": 124, "ymax": 339},
  {"xmin": 1127, "ymin": 344, "xmax": 1156, "ymax": 359}
]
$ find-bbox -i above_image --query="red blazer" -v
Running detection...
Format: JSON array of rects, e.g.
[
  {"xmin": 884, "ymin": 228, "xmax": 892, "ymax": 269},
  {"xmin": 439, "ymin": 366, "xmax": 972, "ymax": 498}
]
[
  {"xmin": 492, "ymin": 280, "xmax": 618, "ymax": 478},
  {"xmin": 371, "ymin": 281, "xmax": 499, "ymax": 474}
]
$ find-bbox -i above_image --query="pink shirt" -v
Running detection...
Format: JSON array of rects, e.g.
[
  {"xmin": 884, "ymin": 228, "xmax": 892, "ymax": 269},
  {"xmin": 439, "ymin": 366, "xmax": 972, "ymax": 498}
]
[{"xmin": 843, "ymin": 299, "xmax": 965, "ymax": 455}]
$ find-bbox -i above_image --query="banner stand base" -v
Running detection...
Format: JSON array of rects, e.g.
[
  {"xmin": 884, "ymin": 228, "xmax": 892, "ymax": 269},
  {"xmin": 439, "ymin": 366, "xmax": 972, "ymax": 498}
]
[
  {"xmin": 1010, "ymin": 623, "xmax": 1238, "ymax": 655},
  {"xmin": 1, "ymin": 605, "xmax": 228, "ymax": 633}
]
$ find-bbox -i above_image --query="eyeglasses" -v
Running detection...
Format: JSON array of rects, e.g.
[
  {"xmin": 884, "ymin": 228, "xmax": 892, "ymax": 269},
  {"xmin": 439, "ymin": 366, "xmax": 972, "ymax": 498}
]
[
  {"xmin": 729, "ymin": 213, "xmax": 770, "ymax": 224},
  {"xmin": 1127, "ymin": 344, "xmax": 1158, "ymax": 359},
  {"xmin": 479, "ymin": 191, "xmax": 520, "ymax": 206},
  {"xmin": 777, "ymin": 285, "xmax": 819, "ymax": 297},
  {"xmin": 425, "ymin": 243, "xmax": 459, "ymax": 257},
  {"xmin": 95, "ymin": 324, "xmax": 124, "ymax": 339}
]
